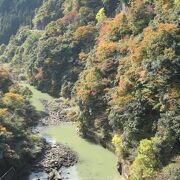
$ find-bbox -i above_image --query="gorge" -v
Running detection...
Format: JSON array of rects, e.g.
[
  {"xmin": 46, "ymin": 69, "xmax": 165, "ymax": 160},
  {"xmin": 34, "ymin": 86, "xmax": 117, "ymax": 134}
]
[{"xmin": 0, "ymin": 0, "xmax": 179, "ymax": 180}]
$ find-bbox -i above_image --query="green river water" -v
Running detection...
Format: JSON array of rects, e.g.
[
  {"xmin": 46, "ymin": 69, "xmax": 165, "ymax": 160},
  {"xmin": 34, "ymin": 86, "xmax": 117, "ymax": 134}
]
[{"xmin": 25, "ymin": 84, "xmax": 120, "ymax": 180}]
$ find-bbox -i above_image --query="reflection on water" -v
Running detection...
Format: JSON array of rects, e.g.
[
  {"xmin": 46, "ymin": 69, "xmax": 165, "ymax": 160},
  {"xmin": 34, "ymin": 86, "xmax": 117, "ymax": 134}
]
[
  {"xmin": 61, "ymin": 165, "xmax": 78, "ymax": 180},
  {"xmin": 42, "ymin": 133, "xmax": 56, "ymax": 145},
  {"xmin": 28, "ymin": 171, "xmax": 48, "ymax": 180}
]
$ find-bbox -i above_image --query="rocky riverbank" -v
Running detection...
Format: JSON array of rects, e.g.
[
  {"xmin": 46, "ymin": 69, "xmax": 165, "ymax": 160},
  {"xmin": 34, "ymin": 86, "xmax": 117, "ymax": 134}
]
[
  {"xmin": 30, "ymin": 142, "xmax": 77, "ymax": 180},
  {"xmin": 36, "ymin": 144, "xmax": 77, "ymax": 171},
  {"xmin": 25, "ymin": 98, "xmax": 78, "ymax": 180},
  {"xmin": 39, "ymin": 99, "xmax": 71, "ymax": 126}
]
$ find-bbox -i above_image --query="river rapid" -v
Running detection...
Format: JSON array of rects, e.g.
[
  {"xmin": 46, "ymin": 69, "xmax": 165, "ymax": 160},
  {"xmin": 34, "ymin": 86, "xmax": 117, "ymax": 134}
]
[{"xmin": 25, "ymin": 84, "xmax": 120, "ymax": 180}]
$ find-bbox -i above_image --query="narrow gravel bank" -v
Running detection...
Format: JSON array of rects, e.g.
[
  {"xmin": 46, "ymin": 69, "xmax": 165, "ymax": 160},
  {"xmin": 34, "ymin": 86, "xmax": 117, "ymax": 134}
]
[
  {"xmin": 39, "ymin": 99, "xmax": 70, "ymax": 126},
  {"xmin": 24, "ymin": 97, "xmax": 78, "ymax": 180}
]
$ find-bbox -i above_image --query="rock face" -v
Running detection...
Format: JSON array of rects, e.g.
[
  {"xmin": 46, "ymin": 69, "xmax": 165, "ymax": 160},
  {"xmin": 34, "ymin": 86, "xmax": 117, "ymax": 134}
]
[{"xmin": 117, "ymin": 160, "xmax": 131, "ymax": 180}]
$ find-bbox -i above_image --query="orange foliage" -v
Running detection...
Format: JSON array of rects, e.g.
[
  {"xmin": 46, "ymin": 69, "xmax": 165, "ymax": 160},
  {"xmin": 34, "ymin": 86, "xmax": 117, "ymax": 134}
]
[
  {"xmin": 3, "ymin": 92, "xmax": 25, "ymax": 107},
  {"xmin": 168, "ymin": 85, "xmax": 180, "ymax": 100},
  {"xmin": 111, "ymin": 90, "xmax": 134, "ymax": 108},
  {"xmin": 116, "ymin": 23, "xmax": 178, "ymax": 91},
  {"xmin": 130, "ymin": 23, "xmax": 178, "ymax": 64},
  {"xmin": 58, "ymin": 8, "xmax": 78, "ymax": 25},
  {"xmin": 96, "ymin": 41, "xmax": 117, "ymax": 59},
  {"xmin": 138, "ymin": 70, "xmax": 146, "ymax": 81},
  {"xmin": 118, "ymin": 78, "xmax": 126, "ymax": 92},
  {"xmin": 74, "ymin": 25, "xmax": 95, "ymax": 41},
  {"xmin": 0, "ymin": 108, "xmax": 8, "ymax": 116},
  {"xmin": 75, "ymin": 68, "xmax": 104, "ymax": 102},
  {"xmin": 98, "ymin": 13, "xmax": 128, "ymax": 41},
  {"xmin": 79, "ymin": 52, "xmax": 88, "ymax": 61},
  {"xmin": 98, "ymin": 19, "xmax": 113, "ymax": 40}
]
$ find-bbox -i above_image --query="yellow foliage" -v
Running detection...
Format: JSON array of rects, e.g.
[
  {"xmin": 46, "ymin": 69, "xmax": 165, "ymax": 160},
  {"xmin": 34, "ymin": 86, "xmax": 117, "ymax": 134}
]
[
  {"xmin": 0, "ymin": 108, "xmax": 8, "ymax": 116},
  {"xmin": 112, "ymin": 134, "xmax": 125, "ymax": 159},
  {"xmin": 130, "ymin": 138, "xmax": 157, "ymax": 180},
  {"xmin": 96, "ymin": 8, "xmax": 106, "ymax": 22},
  {"xmin": 96, "ymin": 41, "xmax": 117, "ymax": 59},
  {"xmin": 163, "ymin": 48, "xmax": 176, "ymax": 60},
  {"xmin": 74, "ymin": 25, "xmax": 95, "ymax": 41},
  {"xmin": 28, "ymin": 134, "xmax": 40, "ymax": 140},
  {"xmin": 155, "ymin": 0, "xmax": 174, "ymax": 10},
  {"xmin": 0, "ymin": 125, "xmax": 7, "ymax": 134},
  {"xmin": 3, "ymin": 92, "xmax": 25, "ymax": 107},
  {"xmin": 169, "ymin": 85, "xmax": 180, "ymax": 100},
  {"xmin": 79, "ymin": 52, "xmax": 88, "ymax": 61},
  {"xmin": 112, "ymin": 134, "xmax": 121, "ymax": 145},
  {"xmin": 174, "ymin": 0, "xmax": 180, "ymax": 5}
]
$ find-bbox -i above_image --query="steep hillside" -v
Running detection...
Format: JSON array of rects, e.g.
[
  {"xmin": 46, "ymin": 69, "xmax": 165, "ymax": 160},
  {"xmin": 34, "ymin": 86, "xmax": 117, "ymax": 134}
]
[
  {"xmin": 0, "ymin": 0, "xmax": 179, "ymax": 179},
  {"xmin": 0, "ymin": 68, "xmax": 42, "ymax": 176},
  {"xmin": 0, "ymin": 0, "xmax": 42, "ymax": 44}
]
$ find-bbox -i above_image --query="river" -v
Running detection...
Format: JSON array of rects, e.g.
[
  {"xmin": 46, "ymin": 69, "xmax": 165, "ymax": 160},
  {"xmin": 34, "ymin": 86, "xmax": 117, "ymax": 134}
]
[{"xmin": 24, "ymin": 84, "xmax": 120, "ymax": 180}]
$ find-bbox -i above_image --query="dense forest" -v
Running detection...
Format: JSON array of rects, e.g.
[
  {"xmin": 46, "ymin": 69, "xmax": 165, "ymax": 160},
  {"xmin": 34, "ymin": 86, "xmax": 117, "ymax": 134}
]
[
  {"xmin": 0, "ymin": 0, "xmax": 42, "ymax": 44},
  {"xmin": 0, "ymin": 0, "xmax": 180, "ymax": 179},
  {"xmin": 0, "ymin": 68, "xmax": 42, "ymax": 176}
]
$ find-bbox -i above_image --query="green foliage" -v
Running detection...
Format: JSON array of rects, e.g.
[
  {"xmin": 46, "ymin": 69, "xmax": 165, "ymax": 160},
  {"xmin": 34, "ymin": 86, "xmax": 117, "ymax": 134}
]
[
  {"xmin": 0, "ymin": 68, "xmax": 12, "ymax": 92},
  {"xmin": 0, "ymin": 68, "xmax": 42, "ymax": 170},
  {"xmin": 174, "ymin": 0, "xmax": 180, "ymax": 5},
  {"xmin": 130, "ymin": 138, "xmax": 157, "ymax": 180},
  {"xmin": 127, "ymin": 0, "xmax": 154, "ymax": 34},
  {"xmin": 0, "ymin": 0, "xmax": 179, "ymax": 177},
  {"xmin": 102, "ymin": 0, "xmax": 120, "ymax": 16},
  {"xmin": 0, "ymin": 0, "xmax": 42, "ymax": 44},
  {"xmin": 161, "ymin": 156, "xmax": 180, "ymax": 180},
  {"xmin": 79, "ymin": 7, "xmax": 95, "ymax": 24},
  {"xmin": 74, "ymin": 25, "xmax": 96, "ymax": 48},
  {"xmin": 32, "ymin": 0, "xmax": 64, "ymax": 29},
  {"xmin": 154, "ymin": 0, "xmax": 179, "ymax": 25}
]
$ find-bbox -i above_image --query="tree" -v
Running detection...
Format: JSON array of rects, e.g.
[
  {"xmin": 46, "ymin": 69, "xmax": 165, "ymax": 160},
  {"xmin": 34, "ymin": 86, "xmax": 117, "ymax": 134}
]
[
  {"xmin": 112, "ymin": 134, "xmax": 125, "ymax": 160},
  {"xmin": 96, "ymin": 8, "xmax": 106, "ymax": 23},
  {"xmin": 127, "ymin": 0, "xmax": 154, "ymax": 34},
  {"xmin": 130, "ymin": 138, "xmax": 157, "ymax": 180},
  {"xmin": 2, "ymin": 92, "xmax": 25, "ymax": 109},
  {"xmin": 74, "ymin": 25, "xmax": 96, "ymax": 47},
  {"xmin": 0, "ymin": 0, "xmax": 42, "ymax": 43}
]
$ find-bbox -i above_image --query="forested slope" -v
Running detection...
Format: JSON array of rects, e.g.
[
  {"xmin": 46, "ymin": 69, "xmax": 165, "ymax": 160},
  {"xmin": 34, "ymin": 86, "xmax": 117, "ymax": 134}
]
[
  {"xmin": 0, "ymin": 0, "xmax": 180, "ymax": 179},
  {"xmin": 0, "ymin": 68, "xmax": 42, "ymax": 176},
  {"xmin": 0, "ymin": 0, "xmax": 42, "ymax": 44}
]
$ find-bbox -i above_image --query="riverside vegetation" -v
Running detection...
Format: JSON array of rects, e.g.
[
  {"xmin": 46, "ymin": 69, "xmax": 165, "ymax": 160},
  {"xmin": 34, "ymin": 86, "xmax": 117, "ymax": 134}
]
[
  {"xmin": 0, "ymin": 0, "xmax": 180, "ymax": 179},
  {"xmin": 0, "ymin": 68, "xmax": 43, "ymax": 175}
]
